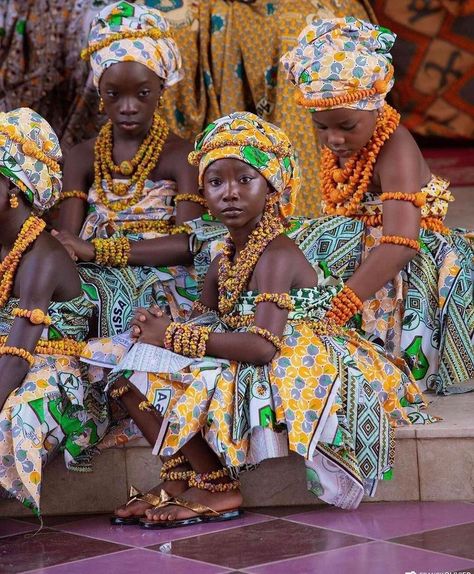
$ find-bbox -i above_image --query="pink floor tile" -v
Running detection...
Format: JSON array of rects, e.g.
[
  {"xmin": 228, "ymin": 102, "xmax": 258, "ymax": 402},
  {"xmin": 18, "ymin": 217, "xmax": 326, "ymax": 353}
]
[
  {"xmin": 25, "ymin": 548, "xmax": 230, "ymax": 574},
  {"xmin": 0, "ymin": 518, "xmax": 37, "ymax": 538},
  {"xmin": 286, "ymin": 502, "xmax": 474, "ymax": 539},
  {"xmin": 246, "ymin": 541, "xmax": 474, "ymax": 574},
  {"xmin": 55, "ymin": 510, "xmax": 271, "ymax": 548}
]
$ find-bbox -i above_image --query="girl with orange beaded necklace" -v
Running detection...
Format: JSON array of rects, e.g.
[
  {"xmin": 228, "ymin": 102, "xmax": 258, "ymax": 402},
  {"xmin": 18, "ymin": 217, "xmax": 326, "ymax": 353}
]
[
  {"xmin": 82, "ymin": 112, "xmax": 435, "ymax": 528},
  {"xmin": 0, "ymin": 108, "xmax": 108, "ymax": 516},
  {"xmin": 282, "ymin": 17, "xmax": 474, "ymax": 394},
  {"xmin": 53, "ymin": 2, "xmax": 208, "ymax": 337}
]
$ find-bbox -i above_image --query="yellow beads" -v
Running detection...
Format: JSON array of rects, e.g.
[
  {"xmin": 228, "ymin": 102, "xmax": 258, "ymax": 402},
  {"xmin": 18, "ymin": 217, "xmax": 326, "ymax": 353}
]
[
  {"xmin": 0, "ymin": 216, "xmax": 46, "ymax": 308},
  {"xmin": 94, "ymin": 112, "xmax": 169, "ymax": 212},
  {"xmin": 218, "ymin": 201, "xmax": 284, "ymax": 316},
  {"xmin": 254, "ymin": 292, "xmax": 294, "ymax": 311},
  {"xmin": 92, "ymin": 237, "xmax": 131, "ymax": 267},
  {"xmin": 12, "ymin": 307, "xmax": 52, "ymax": 326},
  {"xmin": 247, "ymin": 325, "xmax": 283, "ymax": 350},
  {"xmin": 59, "ymin": 190, "xmax": 89, "ymax": 202},
  {"xmin": 120, "ymin": 220, "xmax": 171, "ymax": 235},
  {"xmin": 80, "ymin": 28, "xmax": 173, "ymax": 60},
  {"xmin": 174, "ymin": 193, "xmax": 207, "ymax": 207},
  {"xmin": 164, "ymin": 323, "xmax": 210, "ymax": 358},
  {"xmin": 0, "ymin": 127, "xmax": 60, "ymax": 174},
  {"xmin": 0, "ymin": 345, "xmax": 35, "ymax": 367}
]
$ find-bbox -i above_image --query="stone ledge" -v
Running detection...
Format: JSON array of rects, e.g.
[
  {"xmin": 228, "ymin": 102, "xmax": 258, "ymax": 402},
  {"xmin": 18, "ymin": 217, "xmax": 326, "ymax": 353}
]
[{"xmin": 1, "ymin": 393, "xmax": 473, "ymax": 516}]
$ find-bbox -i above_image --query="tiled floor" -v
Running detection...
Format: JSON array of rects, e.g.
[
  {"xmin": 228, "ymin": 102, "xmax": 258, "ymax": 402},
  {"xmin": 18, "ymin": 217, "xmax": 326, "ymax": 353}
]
[{"xmin": 2, "ymin": 502, "xmax": 474, "ymax": 573}]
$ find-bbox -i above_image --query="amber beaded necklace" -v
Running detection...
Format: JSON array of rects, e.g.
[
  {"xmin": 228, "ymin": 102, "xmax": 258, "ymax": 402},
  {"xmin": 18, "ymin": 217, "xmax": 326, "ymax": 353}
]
[
  {"xmin": 94, "ymin": 111, "xmax": 169, "ymax": 212},
  {"xmin": 217, "ymin": 200, "xmax": 284, "ymax": 316},
  {"xmin": 321, "ymin": 104, "xmax": 400, "ymax": 216},
  {"xmin": 0, "ymin": 215, "xmax": 46, "ymax": 308}
]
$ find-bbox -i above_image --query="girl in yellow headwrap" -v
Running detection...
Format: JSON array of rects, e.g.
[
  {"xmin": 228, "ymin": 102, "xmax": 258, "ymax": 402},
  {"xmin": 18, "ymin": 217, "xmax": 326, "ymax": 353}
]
[
  {"xmin": 0, "ymin": 108, "xmax": 108, "ymax": 515},
  {"xmin": 82, "ymin": 111, "xmax": 434, "ymax": 528},
  {"xmin": 53, "ymin": 1, "xmax": 206, "ymax": 337},
  {"xmin": 282, "ymin": 17, "xmax": 474, "ymax": 395}
]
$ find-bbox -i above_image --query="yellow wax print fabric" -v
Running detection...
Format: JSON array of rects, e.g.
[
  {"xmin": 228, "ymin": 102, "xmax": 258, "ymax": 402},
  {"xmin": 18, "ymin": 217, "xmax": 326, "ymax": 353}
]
[
  {"xmin": 0, "ymin": 107, "xmax": 62, "ymax": 211},
  {"xmin": 86, "ymin": 1, "xmax": 183, "ymax": 88},
  {"xmin": 82, "ymin": 267, "xmax": 434, "ymax": 509},
  {"xmin": 77, "ymin": 178, "xmax": 198, "ymax": 336},
  {"xmin": 156, "ymin": 0, "xmax": 374, "ymax": 216},
  {"xmin": 293, "ymin": 175, "xmax": 474, "ymax": 393},
  {"xmin": 0, "ymin": 295, "xmax": 109, "ymax": 515},
  {"xmin": 282, "ymin": 16, "xmax": 396, "ymax": 111},
  {"xmin": 191, "ymin": 111, "xmax": 300, "ymax": 218}
]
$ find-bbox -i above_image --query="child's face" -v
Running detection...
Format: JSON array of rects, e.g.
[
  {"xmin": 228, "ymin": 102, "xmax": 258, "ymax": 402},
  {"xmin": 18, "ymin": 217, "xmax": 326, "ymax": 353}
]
[
  {"xmin": 312, "ymin": 108, "xmax": 378, "ymax": 158},
  {"xmin": 0, "ymin": 174, "xmax": 9, "ymax": 212},
  {"xmin": 99, "ymin": 61, "xmax": 163, "ymax": 137},
  {"xmin": 203, "ymin": 158, "xmax": 272, "ymax": 231}
]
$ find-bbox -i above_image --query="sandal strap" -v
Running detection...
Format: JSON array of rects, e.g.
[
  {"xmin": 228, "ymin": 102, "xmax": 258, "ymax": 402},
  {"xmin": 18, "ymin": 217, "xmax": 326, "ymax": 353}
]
[
  {"xmin": 160, "ymin": 495, "xmax": 220, "ymax": 516},
  {"xmin": 125, "ymin": 485, "xmax": 171, "ymax": 509}
]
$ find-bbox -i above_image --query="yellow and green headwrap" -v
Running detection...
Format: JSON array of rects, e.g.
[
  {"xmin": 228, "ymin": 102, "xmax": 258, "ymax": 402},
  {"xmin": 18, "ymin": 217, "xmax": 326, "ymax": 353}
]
[
  {"xmin": 0, "ymin": 107, "xmax": 62, "ymax": 211},
  {"xmin": 82, "ymin": 1, "xmax": 183, "ymax": 89},
  {"xmin": 281, "ymin": 17, "xmax": 396, "ymax": 111},
  {"xmin": 188, "ymin": 112, "xmax": 300, "ymax": 218}
]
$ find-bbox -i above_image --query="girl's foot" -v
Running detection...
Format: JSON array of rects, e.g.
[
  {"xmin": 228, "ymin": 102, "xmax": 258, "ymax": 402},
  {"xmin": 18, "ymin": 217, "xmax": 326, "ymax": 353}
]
[
  {"xmin": 114, "ymin": 456, "xmax": 192, "ymax": 520},
  {"xmin": 143, "ymin": 485, "xmax": 243, "ymax": 523}
]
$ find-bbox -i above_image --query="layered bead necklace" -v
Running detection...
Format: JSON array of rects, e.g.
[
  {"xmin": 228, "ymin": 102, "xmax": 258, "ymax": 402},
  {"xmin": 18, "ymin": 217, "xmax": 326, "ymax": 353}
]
[
  {"xmin": 0, "ymin": 215, "xmax": 46, "ymax": 308},
  {"xmin": 94, "ymin": 111, "xmax": 169, "ymax": 212},
  {"xmin": 321, "ymin": 103, "xmax": 400, "ymax": 216},
  {"xmin": 218, "ymin": 200, "xmax": 284, "ymax": 316}
]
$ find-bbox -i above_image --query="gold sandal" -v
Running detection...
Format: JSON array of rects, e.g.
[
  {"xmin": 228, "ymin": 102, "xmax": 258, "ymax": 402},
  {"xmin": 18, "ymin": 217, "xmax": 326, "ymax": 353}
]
[
  {"xmin": 110, "ymin": 455, "xmax": 194, "ymax": 526},
  {"xmin": 139, "ymin": 469, "xmax": 243, "ymax": 530}
]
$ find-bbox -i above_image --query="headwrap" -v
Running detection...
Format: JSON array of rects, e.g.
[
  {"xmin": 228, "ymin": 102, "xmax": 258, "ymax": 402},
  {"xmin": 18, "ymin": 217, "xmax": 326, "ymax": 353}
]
[
  {"xmin": 0, "ymin": 107, "xmax": 62, "ymax": 211},
  {"xmin": 281, "ymin": 17, "xmax": 396, "ymax": 111},
  {"xmin": 82, "ymin": 1, "xmax": 183, "ymax": 89},
  {"xmin": 188, "ymin": 112, "xmax": 300, "ymax": 218}
]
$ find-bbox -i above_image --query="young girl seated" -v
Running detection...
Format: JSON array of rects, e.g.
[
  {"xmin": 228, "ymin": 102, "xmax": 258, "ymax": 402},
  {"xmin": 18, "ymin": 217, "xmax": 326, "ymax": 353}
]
[
  {"xmin": 281, "ymin": 17, "xmax": 474, "ymax": 394},
  {"xmin": 0, "ymin": 108, "xmax": 107, "ymax": 515},
  {"xmin": 53, "ymin": 2, "xmax": 205, "ymax": 336},
  {"xmin": 83, "ymin": 112, "xmax": 434, "ymax": 528}
]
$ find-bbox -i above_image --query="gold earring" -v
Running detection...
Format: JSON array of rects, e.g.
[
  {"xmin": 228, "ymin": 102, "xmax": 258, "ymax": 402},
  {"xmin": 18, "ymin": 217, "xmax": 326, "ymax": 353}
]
[
  {"xmin": 99, "ymin": 98, "xmax": 105, "ymax": 114},
  {"xmin": 9, "ymin": 193, "xmax": 19, "ymax": 209}
]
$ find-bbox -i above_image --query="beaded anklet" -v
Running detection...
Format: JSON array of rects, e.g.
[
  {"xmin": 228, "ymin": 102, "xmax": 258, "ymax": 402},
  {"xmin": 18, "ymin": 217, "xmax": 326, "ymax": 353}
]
[
  {"xmin": 247, "ymin": 326, "xmax": 282, "ymax": 350},
  {"xmin": 188, "ymin": 468, "xmax": 240, "ymax": 493},
  {"xmin": 325, "ymin": 285, "xmax": 363, "ymax": 326},
  {"xmin": 379, "ymin": 192, "xmax": 426, "ymax": 207},
  {"xmin": 174, "ymin": 193, "xmax": 207, "ymax": 207},
  {"xmin": 59, "ymin": 190, "xmax": 88, "ymax": 202},
  {"xmin": 138, "ymin": 400, "xmax": 155, "ymax": 412},
  {"xmin": 160, "ymin": 455, "xmax": 195, "ymax": 482},
  {"xmin": 254, "ymin": 292, "xmax": 294, "ymax": 311},
  {"xmin": 12, "ymin": 307, "xmax": 52, "ymax": 326},
  {"xmin": 110, "ymin": 383, "xmax": 132, "ymax": 399},
  {"xmin": 0, "ymin": 346, "xmax": 35, "ymax": 367},
  {"xmin": 92, "ymin": 237, "xmax": 131, "ymax": 267},
  {"xmin": 380, "ymin": 235, "xmax": 420, "ymax": 251}
]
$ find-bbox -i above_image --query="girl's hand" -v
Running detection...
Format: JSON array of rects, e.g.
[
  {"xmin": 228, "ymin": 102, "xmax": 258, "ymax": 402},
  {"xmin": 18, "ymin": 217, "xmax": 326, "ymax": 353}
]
[
  {"xmin": 51, "ymin": 229, "xmax": 95, "ymax": 262},
  {"xmin": 131, "ymin": 305, "xmax": 170, "ymax": 347}
]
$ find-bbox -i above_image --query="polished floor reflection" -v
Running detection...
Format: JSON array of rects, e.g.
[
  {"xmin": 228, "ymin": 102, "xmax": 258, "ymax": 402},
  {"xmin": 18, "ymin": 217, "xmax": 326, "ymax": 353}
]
[{"xmin": 1, "ymin": 502, "xmax": 474, "ymax": 574}]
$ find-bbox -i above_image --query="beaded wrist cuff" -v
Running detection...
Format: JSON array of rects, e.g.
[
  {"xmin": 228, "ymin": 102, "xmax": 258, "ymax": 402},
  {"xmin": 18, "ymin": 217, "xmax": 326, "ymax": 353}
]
[
  {"xmin": 92, "ymin": 237, "xmax": 131, "ymax": 267},
  {"xmin": 247, "ymin": 325, "xmax": 282, "ymax": 350}
]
